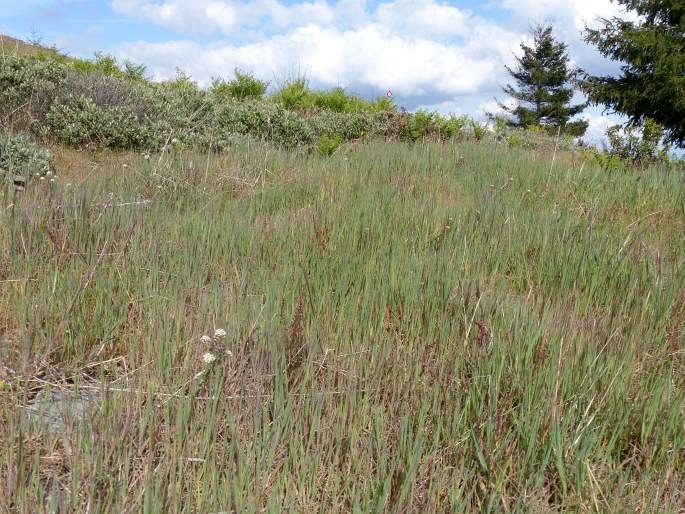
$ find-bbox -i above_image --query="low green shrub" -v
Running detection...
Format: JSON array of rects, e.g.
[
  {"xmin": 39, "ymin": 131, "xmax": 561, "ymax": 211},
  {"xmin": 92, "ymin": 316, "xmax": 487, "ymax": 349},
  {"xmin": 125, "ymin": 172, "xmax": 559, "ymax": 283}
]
[
  {"xmin": 469, "ymin": 119, "xmax": 488, "ymax": 141},
  {"xmin": 45, "ymin": 94, "xmax": 150, "ymax": 149},
  {"xmin": 210, "ymin": 69, "xmax": 268, "ymax": 101},
  {"xmin": 307, "ymin": 111, "xmax": 397, "ymax": 141},
  {"xmin": 402, "ymin": 110, "xmax": 470, "ymax": 142},
  {"xmin": 0, "ymin": 55, "xmax": 67, "ymax": 131},
  {"xmin": 311, "ymin": 88, "xmax": 366, "ymax": 113},
  {"xmin": 605, "ymin": 119, "xmax": 670, "ymax": 166},
  {"xmin": 317, "ymin": 133, "xmax": 343, "ymax": 156},
  {"xmin": 402, "ymin": 110, "xmax": 439, "ymax": 142},
  {"xmin": 0, "ymin": 131, "xmax": 53, "ymax": 178},
  {"xmin": 272, "ymin": 77, "xmax": 311, "ymax": 110},
  {"xmin": 438, "ymin": 114, "xmax": 470, "ymax": 140}
]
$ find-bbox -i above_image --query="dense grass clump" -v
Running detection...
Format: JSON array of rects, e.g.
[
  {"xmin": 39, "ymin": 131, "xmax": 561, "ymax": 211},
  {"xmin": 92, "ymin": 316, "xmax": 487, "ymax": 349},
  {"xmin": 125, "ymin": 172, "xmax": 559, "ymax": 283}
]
[
  {"xmin": 209, "ymin": 69, "xmax": 268, "ymax": 101},
  {"xmin": 1, "ymin": 140, "xmax": 683, "ymax": 511}
]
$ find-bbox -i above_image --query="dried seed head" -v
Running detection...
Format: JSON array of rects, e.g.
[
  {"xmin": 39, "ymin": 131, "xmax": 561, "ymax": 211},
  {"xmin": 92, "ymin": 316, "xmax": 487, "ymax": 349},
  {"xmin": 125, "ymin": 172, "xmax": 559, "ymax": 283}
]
[{"xmin": 214, "ymin": 328, "xmax": 227, "ymax": 339}]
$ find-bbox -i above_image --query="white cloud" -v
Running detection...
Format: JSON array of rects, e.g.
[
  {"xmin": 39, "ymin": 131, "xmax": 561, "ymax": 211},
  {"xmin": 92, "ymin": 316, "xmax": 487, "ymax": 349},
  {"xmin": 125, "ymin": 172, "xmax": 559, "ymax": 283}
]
[
  {"xmin": 497, "ymin": 0, "xmax": 635, "ymax": 75},
  {"xmin": 582, "ymin": 109, "xmax": 626, "ymax": 146},
  {"xmin": 498, "ymin": 0, "xmax": 623, "ymax": 32},
  {"xmin": 374, "ymin": 0, "xmax": 472, "ymax": 38},
  {"xmin": 110, "ymin": 0, "xmax": 369, "ymax": 35},
  {"xmin": 109, "ymin": 0, "xmax": 634, "ymax": 141},
  {"xmin": 476, "ymin": 97, "xmax": 516, "ymax": 119},
  {"xmin": 116, "ymin": 4, "xmax": 523, "ymax": 102}
]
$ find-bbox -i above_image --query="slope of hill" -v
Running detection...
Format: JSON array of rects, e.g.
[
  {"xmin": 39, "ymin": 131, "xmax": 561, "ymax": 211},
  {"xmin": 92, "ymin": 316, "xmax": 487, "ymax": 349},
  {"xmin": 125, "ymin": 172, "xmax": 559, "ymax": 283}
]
[
  {"xmin": 0, "ymin": 33, "xmax": 58, "ymax": 57},
  {"xmin": 1, "ymin": 33, "xmax": 684, "ymax": 513},
  {"xmin": 2, "ymin": 137, "xmax": 685, "ymax": 511}
]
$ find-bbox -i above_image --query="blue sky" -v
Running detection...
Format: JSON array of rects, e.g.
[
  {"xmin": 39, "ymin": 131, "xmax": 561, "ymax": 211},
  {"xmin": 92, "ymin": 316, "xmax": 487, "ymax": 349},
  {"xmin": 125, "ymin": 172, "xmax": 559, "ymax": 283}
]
[{"xmin": 0, "ymin": 0, "xmax": 629, "ymax": 143}]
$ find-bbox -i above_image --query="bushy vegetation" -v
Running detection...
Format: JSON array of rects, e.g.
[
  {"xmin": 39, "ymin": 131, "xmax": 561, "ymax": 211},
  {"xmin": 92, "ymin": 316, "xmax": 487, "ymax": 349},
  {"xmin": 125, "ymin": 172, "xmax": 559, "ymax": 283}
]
[
  {"xmin": 3, "ymin": 48, "xmax": 682, "ymax": 173},
  {"xmin": 0, "ymin": 130, "xmax": 53, "ymax": 177},
  {"xmin": 0, "ymin": 53, "xmax": 500, "ymax": 153},
  {"xmin": 209, "ymin": 69, "xmax": 268, "ymax": 101},
  {"xmin": 585, "ymin": 119, "xmax": 683, "ymax": 172},
  {"xmin": 2, "ymin": 141, "xmax": 683, "ymax": 511},
  {"xmin": 271, "ymin": 76, "xmax": 393, "ymax": 114}
]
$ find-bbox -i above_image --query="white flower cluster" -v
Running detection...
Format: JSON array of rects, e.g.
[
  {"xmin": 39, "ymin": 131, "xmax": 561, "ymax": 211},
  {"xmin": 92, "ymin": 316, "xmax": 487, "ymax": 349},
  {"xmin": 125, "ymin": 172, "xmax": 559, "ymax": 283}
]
[{"xmin": 198, "ymin": 327, "xmax": 232, "ymax": 365}]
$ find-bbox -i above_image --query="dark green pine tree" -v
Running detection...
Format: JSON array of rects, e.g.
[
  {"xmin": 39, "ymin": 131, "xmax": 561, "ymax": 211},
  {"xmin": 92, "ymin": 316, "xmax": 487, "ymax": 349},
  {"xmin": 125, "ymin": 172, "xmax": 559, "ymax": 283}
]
[
  {"xmin": 498, "ymin": 24, "xmax": 588, "ymax": 137},
  {"xmin": 582, "ymin": 0, "xmax": 685, "ymax": 147}
]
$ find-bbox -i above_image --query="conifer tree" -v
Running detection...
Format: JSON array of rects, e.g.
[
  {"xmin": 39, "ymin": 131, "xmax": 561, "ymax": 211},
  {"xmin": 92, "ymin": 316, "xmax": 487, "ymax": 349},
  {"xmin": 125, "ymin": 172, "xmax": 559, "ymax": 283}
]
[
  {"xmin": 498, "ymin": 24, "xmax": 588, "ymax": 137},
  {"xmin": 582, "ymin": 0, "xmax": 685, "ymax": 147}
]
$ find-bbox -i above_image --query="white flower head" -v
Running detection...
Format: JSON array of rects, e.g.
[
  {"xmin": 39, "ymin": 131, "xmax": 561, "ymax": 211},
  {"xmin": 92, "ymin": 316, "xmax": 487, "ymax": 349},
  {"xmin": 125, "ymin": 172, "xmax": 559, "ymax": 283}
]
[
  {"xmin": 46, "ymin": 170, "xmax": 53, "ymax": 177},
  {"xmin": 171, "ymin": 138, "xmax": 179, "ymax": 145},
  {"xmin": 202, "ymin": 352, "xmax": 217, "ymax": 365},
  {"xmin": 144, "ymin": 154, "xmax": 150, "ymax": 161},
  {"xmin": 40, "ymin": 176, "xmax": 45, "ymax": 181},
  {"xmin": 200, "ymin": 335, "xmax": 211, "ymax": 344},
  {"xmin": 214, "ymin": 328, "xmax": 227, "ymax": 339}
]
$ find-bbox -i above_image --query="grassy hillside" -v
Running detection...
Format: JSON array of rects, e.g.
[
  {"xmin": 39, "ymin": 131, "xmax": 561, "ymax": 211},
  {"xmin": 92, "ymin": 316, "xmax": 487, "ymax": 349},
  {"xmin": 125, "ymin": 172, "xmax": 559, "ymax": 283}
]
[
  {"xmin": 0, "ymin": 34, "xmax": 44, "ymax": 57},
  {"xmin": 1, "ymin": 140, "xmax": 684, "ymax": 511},
  {"xmin": 1, "ymin": 38, "xmax": 577, "ymax": 159}
]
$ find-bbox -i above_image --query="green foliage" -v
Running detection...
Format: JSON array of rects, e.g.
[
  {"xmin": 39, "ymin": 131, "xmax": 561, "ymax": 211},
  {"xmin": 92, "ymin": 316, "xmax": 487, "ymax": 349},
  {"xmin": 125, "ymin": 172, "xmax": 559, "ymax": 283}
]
[
  {"xmin": 400, "ymin": 111, "xmax": 487, "ymax": 143},
  {"xmin": 317, "ymin": 133, "xmax": 343, "ymax": 156},
  {"xmin": 469, "ymin": 119, "xmax": 488, "ymax": 141},
  {"xmin": 307, "ymin": 110, "xmax": 398, "ymax": 141},
  {"xmin": 497, "ymin": 24, "xmax": 587, "ymax": 136},
  {"xmin": 0, "ymin": 131, "xmax": 53, "ymax": 177},
  {"xmin": 310, "ymin": 87, "xmax": 358, "ymax": 112},
  {"xmin": 370, "ymin": 95, "xmax": 395, "ymax": 112},
  {"xmin": 211, "ymin": 69, "xmax": 267, "ymax": 101},
  {"xmin": 45, "ymin": 94, "xmax": 149, "ymax": 149},
  {"xmin": 214, "ymin": 100, "xmax": 316, "ymax": 148},
  {"xmin": 272, "ymin": 77, "xmax": 311, "ymax": 110},
  {"xmin": 272, "ymin": 79, "xmax": 396, "ymax": 114},
  {"xmin": 594, "ymin": 118, "xmax": 671, "ymax": 170},
  {"xmin": 122, "ymin": 60, "xmax": 147, "ymax": 82},
  {"xmin": 0, "ymin": 55, "xmax": 67, "ymax": 130},
  {"xmin": 92, "ymin": 52, "xmax": 119, "ymax": 76},
  {"xmin": 583, "ymin": 0, "xmax": 685, "ymax": 147},
  {"xmin": 439, "ymin": 114, "xmax": 470, "ymax": 140},
  {"xmin": 0, "ymin": 50, "xmax": 502, "ymax": 153},
  {"xmin": 504, "ymin": 127, "xmax": 576, "ymax": 152},
  {"xmin": 402, "ymin": 110, "xmax": 439, "ymax": 142},
  {"xmin": 70, "ymin": 52, "xmax": 147, "ymax": 81},
  {"xmin": 213, "ymin": 101, "xmax": 401, "ymax": 149}
]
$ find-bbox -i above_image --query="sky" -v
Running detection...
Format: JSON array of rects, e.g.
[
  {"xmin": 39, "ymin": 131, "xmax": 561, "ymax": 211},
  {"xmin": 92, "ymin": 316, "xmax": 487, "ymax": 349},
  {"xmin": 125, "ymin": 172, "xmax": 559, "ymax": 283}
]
[{"xmin": 0, "ymin": 0, "xmax": 632, "ymax": 144}]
